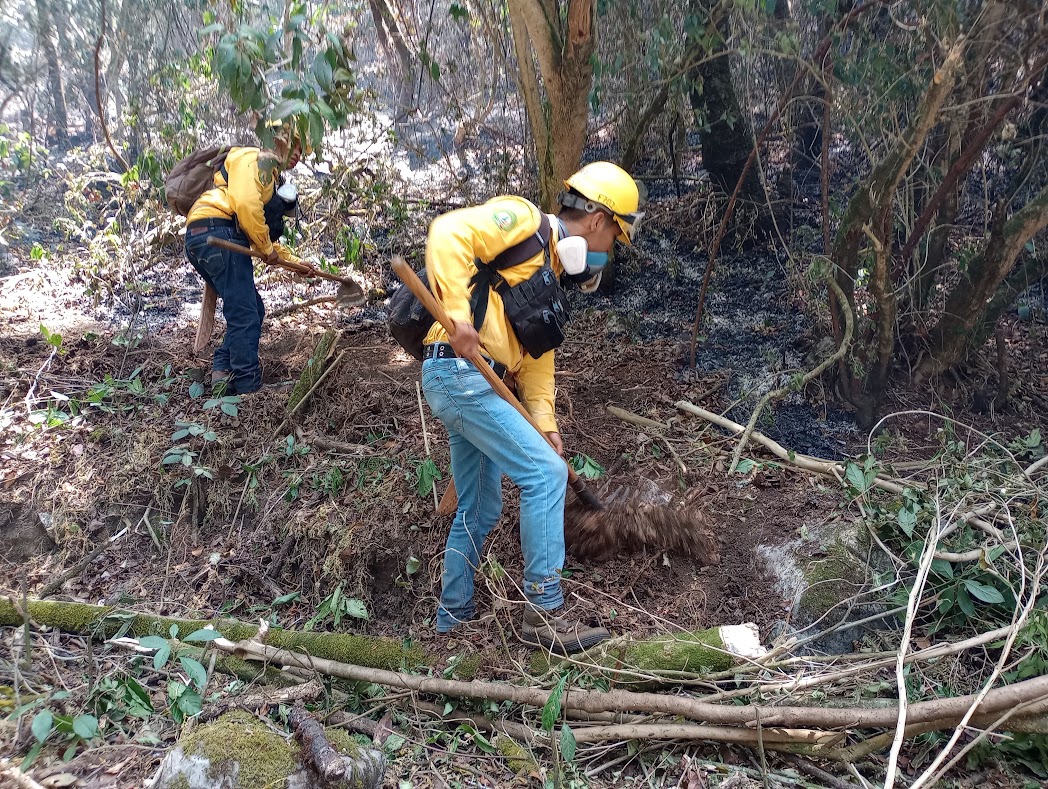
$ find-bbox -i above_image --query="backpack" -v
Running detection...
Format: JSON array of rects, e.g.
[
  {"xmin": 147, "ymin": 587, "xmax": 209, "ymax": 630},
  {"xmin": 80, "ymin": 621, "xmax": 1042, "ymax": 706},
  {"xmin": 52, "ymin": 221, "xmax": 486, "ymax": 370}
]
[
  {"xmin": 388, "ymin": 214, "xmax": 552, "ymax": 361},
  {"xmin": 165, "ymin": 146, "xmax": 231, "ymax": 216}
]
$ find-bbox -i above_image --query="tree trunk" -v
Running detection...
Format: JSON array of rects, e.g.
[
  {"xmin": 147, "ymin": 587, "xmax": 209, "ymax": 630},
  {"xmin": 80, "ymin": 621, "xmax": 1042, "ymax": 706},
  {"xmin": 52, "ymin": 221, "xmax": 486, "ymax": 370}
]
[
  {"xmin": 971, "ymin": 250, "xmax": 1048, "ymax": 348},
  {"xmin": 507, "ymin": 0, "xmax": 594, "ymax": 211},
  {"xmin": 368, "ymin": 0, "xmax": 416, "ymax": 120},
  {"xmin": 35, "ymin": 0, "xmax": 69, "ymax": 142},
  {"xmin": 687, "ymin": 0, "xmax": 764, "ymax": 207},
  {"xmin": 831, "ymin": 40, "xmax": 965, "ymax": 425},
  {"xmin": 919, "ymin": 183, "xmax": 1048, "ymax": 377},
  {"xmin": 906, "ymin": 1, "xmax": 1034, "ymax": 315}
]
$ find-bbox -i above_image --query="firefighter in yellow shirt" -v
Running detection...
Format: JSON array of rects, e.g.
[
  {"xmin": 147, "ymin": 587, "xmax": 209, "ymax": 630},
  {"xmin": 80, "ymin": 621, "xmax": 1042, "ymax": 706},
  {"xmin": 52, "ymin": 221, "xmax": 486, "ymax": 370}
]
[
  {"xmin": 421, "ymin": 162, "xmax": 643, "ymax": 653},
  {"xmin": 184, "ymin": 134, "xmax": 306, "ymax": 395}
]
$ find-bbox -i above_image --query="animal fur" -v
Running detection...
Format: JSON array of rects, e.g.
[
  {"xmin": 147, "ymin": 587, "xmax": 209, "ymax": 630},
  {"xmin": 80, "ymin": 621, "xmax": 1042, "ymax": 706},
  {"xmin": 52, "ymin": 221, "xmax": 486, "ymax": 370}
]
[{"xmin": 564, "ymin": 497, "xmax": 720, "ymax": 564}]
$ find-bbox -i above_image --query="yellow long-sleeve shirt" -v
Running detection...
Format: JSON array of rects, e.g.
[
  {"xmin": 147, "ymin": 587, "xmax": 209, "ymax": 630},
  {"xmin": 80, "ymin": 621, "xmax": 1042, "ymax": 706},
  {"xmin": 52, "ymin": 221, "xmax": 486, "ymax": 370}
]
[
  {"xmin": 423, "ymin": 196, "xmax": 564, "ymax": 433},
  {"xmin": 187, "ymin": 147, "xmax": 300, "ymax": 264}
]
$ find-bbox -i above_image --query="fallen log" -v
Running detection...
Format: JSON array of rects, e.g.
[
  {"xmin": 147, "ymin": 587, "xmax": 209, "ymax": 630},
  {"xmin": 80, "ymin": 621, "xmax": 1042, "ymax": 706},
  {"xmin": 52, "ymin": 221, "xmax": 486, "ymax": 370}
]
[
  {"xmin": 212, "ymin": 635, "xmax": 1048, "ymax": 732},
  {"xmin": 530, "ymin": 624, "xmax": 767, "ymax": 688},
  {"xmin": 200, "ymin": 680, "xmax": 324, "ymax": 722},
  {"xmin": 0, "ymin": 596, "xmax": 424, "ymax": 671}
]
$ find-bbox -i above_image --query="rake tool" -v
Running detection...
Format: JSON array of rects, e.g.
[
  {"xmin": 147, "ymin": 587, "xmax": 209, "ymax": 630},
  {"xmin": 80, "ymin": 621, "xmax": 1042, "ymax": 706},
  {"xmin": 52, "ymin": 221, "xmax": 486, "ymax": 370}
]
[{"xmin": 391, "ymin": 256, "xmax": 719, "ymax": 565}]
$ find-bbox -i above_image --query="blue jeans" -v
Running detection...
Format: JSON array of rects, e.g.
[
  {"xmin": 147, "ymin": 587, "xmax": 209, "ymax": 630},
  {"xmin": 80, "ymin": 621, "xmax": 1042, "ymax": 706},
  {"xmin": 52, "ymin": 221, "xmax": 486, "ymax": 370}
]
[
  {"xmin": 422, "ymin": 357, "xmax": 567, "ymax": 632},
  {"xmin": 185, "ymin": 226, "xmax": 265, "ymax": 394}
]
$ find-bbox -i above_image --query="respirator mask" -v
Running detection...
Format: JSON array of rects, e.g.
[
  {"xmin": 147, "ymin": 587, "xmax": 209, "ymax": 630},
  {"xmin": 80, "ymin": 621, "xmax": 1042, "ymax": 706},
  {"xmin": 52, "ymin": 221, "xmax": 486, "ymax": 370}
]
[
  {"xmin": 276, "ymin": 181, "xmax": 299, "ymax": 215},
  {"xmin": 556, "ymin": 227, "xmax": 608, "ymax": 295}
]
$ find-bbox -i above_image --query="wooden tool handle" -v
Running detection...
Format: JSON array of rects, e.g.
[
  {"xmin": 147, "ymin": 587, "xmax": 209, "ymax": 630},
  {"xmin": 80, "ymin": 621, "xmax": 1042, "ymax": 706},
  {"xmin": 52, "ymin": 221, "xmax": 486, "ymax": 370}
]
[
  {"xmin": 206, "ymin": 236, "xmax": 354, "ymax": 285},
  {"xmin": 206, "ymin": 236, "xmax": 264, "ymax": 259},
  {"xmin": 390, "ymin": 256, "xmax": 599, "ymax": 507}
]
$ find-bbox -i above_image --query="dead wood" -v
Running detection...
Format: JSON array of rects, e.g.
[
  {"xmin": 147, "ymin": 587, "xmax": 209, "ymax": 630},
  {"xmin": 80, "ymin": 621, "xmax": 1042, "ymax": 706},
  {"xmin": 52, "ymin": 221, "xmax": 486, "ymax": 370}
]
[
  {"xmin": 606, "ymin": 405, "xmax": 671, "ymax": 432},
  {"xmin": 0, "ymin": 596, "xmax": 425, "ymax": 671},
  {"xmin": 200, "ymin": 680, "xmax": 324, "ymax": 722},
  {"xmin": 212, "ymin": 635, "xmax": 1048, "ymax": 733},
  {"xmin": 290, "ymin": 706, "xmax": 386, "ymax": 788},
  {"xmin": 38, "ymin": 534, "xmax": 112, "ymax": 598},
  {"xmin": 0, "ymin": 759, "xmax": 47, "ymax": 789}
]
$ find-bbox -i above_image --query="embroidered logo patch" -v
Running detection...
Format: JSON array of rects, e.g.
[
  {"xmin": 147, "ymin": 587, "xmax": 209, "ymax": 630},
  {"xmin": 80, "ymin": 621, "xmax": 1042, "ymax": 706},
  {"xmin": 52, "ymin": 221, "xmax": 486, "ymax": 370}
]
[{"xmin": 492, "ymin": 209, "xmax": 517, "ymax": 232}]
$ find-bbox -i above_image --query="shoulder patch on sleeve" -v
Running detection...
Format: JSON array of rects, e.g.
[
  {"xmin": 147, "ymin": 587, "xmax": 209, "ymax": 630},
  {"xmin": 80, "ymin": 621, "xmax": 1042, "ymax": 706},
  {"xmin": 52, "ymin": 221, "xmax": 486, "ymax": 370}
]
[
  {"xmin": 491, "ymin": 208, "xmax": 518, "ymax": 232},
  {"xmin": 256, "ymin": 153, "xmax": 280, "ymax": 187}
]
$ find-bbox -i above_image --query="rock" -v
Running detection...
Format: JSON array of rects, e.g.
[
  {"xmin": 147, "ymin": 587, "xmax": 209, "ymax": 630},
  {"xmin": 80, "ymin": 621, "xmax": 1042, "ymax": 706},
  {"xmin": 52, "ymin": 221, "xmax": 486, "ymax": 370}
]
[
  {"xmin": 760, "ymin": 518, "xmax": 893, "ymax": 654},
  {"xmin": 152, "ymin": 711, "xmax": 385, "ymax": 789}
]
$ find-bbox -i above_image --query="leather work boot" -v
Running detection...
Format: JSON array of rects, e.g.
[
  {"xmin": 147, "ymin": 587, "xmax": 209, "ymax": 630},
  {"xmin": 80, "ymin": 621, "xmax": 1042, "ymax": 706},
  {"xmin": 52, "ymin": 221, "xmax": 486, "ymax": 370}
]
[{"xmin": 519, "ymin": 607, "xmax": 610, "ymax": 654}]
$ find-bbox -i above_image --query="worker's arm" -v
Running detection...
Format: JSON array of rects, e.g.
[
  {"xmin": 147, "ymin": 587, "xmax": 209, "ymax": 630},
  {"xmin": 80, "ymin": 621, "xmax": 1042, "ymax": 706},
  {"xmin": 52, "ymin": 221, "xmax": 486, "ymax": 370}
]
[
  {"xmin": 226, "ymin": 152, "xmax": 277, "ymax": 258},
  {"xmin": 515, "ymin": 350, "xmax": 558, "ymax": 434}
]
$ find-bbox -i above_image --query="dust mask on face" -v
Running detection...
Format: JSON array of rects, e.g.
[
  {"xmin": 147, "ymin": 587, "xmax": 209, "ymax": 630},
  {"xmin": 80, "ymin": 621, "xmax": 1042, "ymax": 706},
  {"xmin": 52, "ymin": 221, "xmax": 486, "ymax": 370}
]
[{"xmin": 555, "ymin": 223, "xmax": 606, "ymax": 294}]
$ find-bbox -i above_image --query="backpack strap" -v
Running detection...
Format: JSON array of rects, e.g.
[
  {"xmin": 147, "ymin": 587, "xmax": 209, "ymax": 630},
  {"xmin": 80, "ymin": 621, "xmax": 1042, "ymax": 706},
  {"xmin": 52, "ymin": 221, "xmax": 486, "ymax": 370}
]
[{"xmin": 469, "ymin": 214, "xmax": 552, "ymax": 331}]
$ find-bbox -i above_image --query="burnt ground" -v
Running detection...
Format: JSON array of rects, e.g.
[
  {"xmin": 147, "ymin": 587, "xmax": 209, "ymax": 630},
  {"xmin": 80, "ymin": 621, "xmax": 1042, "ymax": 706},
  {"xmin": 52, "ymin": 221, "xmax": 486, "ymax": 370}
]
[{"xmin": 1, "ymin": 157, "xmax": 1046, "ymax": 787}]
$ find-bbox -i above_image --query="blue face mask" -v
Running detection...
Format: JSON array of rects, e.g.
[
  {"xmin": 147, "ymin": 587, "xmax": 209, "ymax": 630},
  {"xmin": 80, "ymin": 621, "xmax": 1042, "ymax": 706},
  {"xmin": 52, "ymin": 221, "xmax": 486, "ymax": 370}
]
[{"xmin": 586, "ymin": 251, "xmax": 609, "ymax": 272}]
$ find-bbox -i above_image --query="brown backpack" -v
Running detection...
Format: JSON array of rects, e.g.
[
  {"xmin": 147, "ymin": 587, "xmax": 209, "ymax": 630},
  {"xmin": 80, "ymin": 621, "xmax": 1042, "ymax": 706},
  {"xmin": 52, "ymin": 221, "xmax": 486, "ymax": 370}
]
[{"xmin": 164, "ymin": 146, "xmax": 231, "ymax": 216}]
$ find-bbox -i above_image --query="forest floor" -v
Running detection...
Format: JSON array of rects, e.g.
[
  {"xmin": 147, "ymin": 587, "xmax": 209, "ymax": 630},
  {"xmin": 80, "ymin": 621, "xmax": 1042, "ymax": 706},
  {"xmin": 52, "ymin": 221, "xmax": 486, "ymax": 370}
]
[{"xmin": 1, "ymin": 143, "xmax": 1046, "ymax": 788}]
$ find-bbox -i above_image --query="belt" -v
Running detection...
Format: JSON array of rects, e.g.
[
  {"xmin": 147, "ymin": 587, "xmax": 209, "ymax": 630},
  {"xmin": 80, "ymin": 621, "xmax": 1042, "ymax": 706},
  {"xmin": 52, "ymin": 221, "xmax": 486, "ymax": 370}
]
[
  {"xmin": 425, "ymin": 342, "xmax": 506, "ymax": 379},
  {"xmin": 187, "ymin": 218, "xmax": 236, "ymax": 235}
]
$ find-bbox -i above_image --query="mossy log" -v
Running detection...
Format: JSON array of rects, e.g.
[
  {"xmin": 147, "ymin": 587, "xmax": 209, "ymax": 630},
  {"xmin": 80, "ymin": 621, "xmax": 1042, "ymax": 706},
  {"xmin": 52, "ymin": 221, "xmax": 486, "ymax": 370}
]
[
  {"xmin": 0, "ymin": 596, "xmax": 425, "ymax": 671},
  {"xmin": 286, "ymin": 328, "xmax": 338, "ymax": 412},
  {"xmin": 154, "ymin": 710, "xmax": 384, "ymax": 789},
  {"xmin": 530, "ymin": 625, "xmax": 766, "ymax": 687}
]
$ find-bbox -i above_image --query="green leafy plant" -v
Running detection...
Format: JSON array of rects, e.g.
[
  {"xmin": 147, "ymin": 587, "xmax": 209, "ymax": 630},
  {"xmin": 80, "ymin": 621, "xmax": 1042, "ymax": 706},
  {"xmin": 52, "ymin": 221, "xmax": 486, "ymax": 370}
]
[
  {"xmin": 844, "ymin": 456, "xmax": 878, "ymax": 498},
  {"xmin": 204, "ymin": 394, "xmax": 240, "ymax": 417},
  {"xmin": 305, "ymin": 584, "xmax": 368, "ymax": 630},
  {"xmin": 413, "ymin": 458, "xmax": 442, "ymax": 497},
  {"xmin": 39, "ymin": 323, "xmax": 63, "ymax": 352},
  {"xmin": 138, "ymin": 626, "xmax": 221, "ymax": 724},
  {"xmin": 171, "ymin": 421, "xmax": 218, "ymax": 443},
  {"xmin": 204, "ymin": 3, "xmax": 368, "ymax": 153},
  {"xmin": 569, "ymin": 454, "xmax": 605, "ymax": 479},
  {"xmin": 24, "ymin": 709, "xmax": 100, "ymax": 767}
]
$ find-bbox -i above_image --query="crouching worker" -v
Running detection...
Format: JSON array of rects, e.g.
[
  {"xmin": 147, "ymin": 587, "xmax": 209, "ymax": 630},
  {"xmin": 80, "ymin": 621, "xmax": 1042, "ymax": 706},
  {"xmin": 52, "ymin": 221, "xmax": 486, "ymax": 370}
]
[
  {"xmin": 421, "ymin": 162, "xmax": 643, "ymax": 653},
  {"xmin": 184, "ymin": 132, "xmax": 306, "ymax": 395}
]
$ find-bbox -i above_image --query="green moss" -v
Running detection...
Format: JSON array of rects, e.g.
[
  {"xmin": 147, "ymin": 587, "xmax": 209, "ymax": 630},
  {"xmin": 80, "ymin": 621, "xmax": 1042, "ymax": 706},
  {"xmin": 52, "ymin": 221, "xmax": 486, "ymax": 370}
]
[
  {"xmin": 324, "ymin": 727, "xmax": 363, "ymax": 758},
  {"xmin": 530, "ymin": 628, "xmax": 731, "ymax": 687},
  {"xmin": 0, "ymin": 597, "xmax": 425, "ymax": 671},
  {"xmin": 496, "ymin": 733, "xmax": 536, "ymax": 774},
  {"xmin": 449, "ymin": 651, "xmax": 486, "ymax": 681},
  {"xmin": 799, "ymin": 548, "xmax": 868, "ymax": 620},
  {"xmin": 178, "ymin": 711, "xmax": 298, "ymax": 788}
]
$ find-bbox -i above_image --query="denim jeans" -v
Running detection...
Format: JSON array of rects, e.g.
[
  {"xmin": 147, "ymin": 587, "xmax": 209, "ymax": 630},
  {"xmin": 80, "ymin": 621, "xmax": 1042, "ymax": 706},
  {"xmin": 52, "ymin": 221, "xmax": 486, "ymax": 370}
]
[
  {"xmin": 422, "ymin": 356, "xmax": 567, "ymax": 632},
  {"xmin": 185, "ymin": 226, "xmax": 265, "ymax": 394}
]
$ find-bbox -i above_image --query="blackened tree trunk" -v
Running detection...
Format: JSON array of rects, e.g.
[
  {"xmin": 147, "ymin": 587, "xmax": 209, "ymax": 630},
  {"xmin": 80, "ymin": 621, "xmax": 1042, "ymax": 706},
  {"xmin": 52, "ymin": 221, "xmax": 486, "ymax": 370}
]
[
  {"xmin": 971, "ymin": 251, "xmax": 1048, "ymax": 349},
  {"xmin": 36, "ymin": 0, "xmax": 69, "ymax": 142},
  {"xmin": 919, "ymin": 183, "xmax": 1048, "ymax": 378},
  {"xmin": 687, "ymin": 0, "xmax": 764, "ymax": 208}
]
